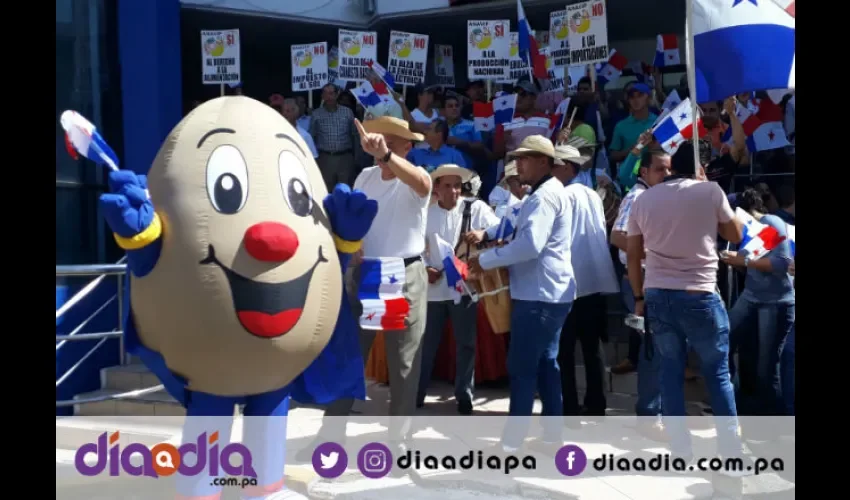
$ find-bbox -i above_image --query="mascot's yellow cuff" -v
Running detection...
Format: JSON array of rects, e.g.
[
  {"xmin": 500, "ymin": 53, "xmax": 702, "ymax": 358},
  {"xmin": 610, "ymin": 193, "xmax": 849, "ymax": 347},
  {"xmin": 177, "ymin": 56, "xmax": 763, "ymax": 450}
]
[
  {"xmin": 333, "ymin": 235, "xmax": 362, "ymax": 254},
  {"xmin": 113, "ymin": 212, "xmax": 163, "ymax": 251}
]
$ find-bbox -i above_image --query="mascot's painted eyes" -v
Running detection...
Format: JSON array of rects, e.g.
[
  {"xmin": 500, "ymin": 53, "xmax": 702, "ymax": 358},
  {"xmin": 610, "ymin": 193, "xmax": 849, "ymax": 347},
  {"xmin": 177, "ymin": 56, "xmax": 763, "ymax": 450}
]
[
  {"xmin": 278, "ymin": 150, "xmax": 313, "ymax": 217},
  {"xmin": 206, "ymin": 145, "xmax": 249, "ymax": 214}
]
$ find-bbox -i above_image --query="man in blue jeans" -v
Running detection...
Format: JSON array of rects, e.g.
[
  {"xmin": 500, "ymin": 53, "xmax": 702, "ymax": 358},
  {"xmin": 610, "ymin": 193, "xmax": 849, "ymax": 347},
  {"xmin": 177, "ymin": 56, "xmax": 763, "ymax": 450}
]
[
  {"xmin": 468, "ymin": 135, "xmax": 576, "ymax": 455},
  {"xmin": 626, "ymin": 140, "xmax": 749, "ymax": 471}
]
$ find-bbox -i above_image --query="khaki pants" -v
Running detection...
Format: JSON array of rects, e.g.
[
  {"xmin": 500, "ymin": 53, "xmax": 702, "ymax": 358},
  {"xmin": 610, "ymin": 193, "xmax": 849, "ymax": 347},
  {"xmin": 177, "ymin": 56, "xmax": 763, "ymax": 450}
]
[{"xmin": 317, "ymin": 258, "xmax": 428, "ymax": 443}]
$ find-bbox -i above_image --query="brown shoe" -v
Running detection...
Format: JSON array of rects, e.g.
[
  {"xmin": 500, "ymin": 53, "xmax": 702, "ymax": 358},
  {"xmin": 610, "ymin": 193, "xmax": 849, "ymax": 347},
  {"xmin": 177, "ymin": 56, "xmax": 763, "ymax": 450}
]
[{"xmin": 610, "ymin": 359, "xmax": 636, "ymax": 375}]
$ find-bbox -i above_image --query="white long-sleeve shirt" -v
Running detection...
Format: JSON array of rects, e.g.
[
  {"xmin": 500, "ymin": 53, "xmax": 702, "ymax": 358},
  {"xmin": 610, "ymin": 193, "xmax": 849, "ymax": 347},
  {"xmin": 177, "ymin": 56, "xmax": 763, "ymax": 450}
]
[
  {"xmin": 425, "ymin": 199, "xmax": 500, "ymax": 302},
  {"xmin": 564, "ymin": 182, "xmax": 620, "ymax": 298},
  {"xmin": 478, "ymin": 176, "xmax": 577, "ymax": 304}
]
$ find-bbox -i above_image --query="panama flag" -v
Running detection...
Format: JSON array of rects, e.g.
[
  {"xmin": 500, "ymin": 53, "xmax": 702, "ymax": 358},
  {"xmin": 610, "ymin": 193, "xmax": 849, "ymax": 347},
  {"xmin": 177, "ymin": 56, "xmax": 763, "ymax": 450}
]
[
  {"xmin": 358, "ymin": 257, "xmax": 410, "ymax": 330},
  {"xmin": 366, "ymin": 59, "xmax": 396, "ymax": 89},
  {"xmin": 432, "ymin": 234, "xmax": 470, "ymax": 305},
  {"xmin": 517, "ymin": 0, "xmax": 548, "ymax": 79},
  {"xmin": 596, "ymin": 50, "xmax": 629, "ymax": 87},
  {"xmin": 60, "ymin": 110, "xmax": 119, "ymax": 171},
  {"xmin": 692, "ymin": 0, "xmax": 795, "ymax": 103},
  {"xmin": 735, "ymin": 207, "xmax": 785, "ymax": 260},
  {"xmin": 651, "ymin": 98, "xmax": 706, "ymax": 154},
  {"xmin": 654, "ymin": 34, "xmax": 681, "ymax": 67}
]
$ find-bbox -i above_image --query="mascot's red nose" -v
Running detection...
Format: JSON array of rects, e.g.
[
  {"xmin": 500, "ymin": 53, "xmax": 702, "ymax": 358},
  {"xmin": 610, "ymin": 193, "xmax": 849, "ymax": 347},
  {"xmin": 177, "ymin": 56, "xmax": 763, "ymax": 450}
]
[{"xmin": 243, "ymin": 222, "xmax": 299, "ymax": 263}]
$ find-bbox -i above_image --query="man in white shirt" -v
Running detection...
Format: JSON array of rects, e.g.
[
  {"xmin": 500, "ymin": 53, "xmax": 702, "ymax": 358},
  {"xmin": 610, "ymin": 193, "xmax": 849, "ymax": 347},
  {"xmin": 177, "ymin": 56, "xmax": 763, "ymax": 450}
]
[
  {"xmin": 551, "ymin": 144, "xmax": 620, "ymax": 418},
  {"xmin": 297, "ymin": 116, "xmax": 432, "ymax": 462},
  {"xmin": 282, "ymin": 98, "xmax": 319, "ymax": 158},
  {"xmin": 467, "ymin": 135, "xmax": 576, "ymax": 453},
  {"xmin": 417, "ymin": 165, "xmax": 500, "ymax": 415},
  {"xmin": 609, "ymin": 148, "xmax": 670, "ymax": 429}
]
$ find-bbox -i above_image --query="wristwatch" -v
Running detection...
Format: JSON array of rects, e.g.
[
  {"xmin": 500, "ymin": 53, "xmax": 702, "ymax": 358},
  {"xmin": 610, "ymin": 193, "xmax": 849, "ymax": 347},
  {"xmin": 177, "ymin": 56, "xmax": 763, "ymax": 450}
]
[
  {"xmin": 634, "ymin": 296, "xmax": 645, "ymax": 302},
  {"xmin": 380, "ymin": 150, "xmax": 392, "ymax": 163},
  {"xmin": 743, "ymin": 254, "xmax": 752, "ymax": 266}
]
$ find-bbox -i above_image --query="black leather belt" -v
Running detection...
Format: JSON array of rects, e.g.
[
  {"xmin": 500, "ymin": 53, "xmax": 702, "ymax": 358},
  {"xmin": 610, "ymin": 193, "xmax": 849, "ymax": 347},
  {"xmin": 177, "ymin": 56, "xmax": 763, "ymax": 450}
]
[
  {"xmin": 403, "ymin": 255, "xmax": 421, "ymax": 266},
  {"xmin": 319, "ymin": 149, "xmax": 352, "ymax": 156}
]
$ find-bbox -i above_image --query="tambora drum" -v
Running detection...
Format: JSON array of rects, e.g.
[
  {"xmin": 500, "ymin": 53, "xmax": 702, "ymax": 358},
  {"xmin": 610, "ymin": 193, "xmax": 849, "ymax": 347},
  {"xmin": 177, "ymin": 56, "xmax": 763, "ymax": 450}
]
[{"xmin": 456, "ymin": 240, "xmax": 511, "ymax": 334}]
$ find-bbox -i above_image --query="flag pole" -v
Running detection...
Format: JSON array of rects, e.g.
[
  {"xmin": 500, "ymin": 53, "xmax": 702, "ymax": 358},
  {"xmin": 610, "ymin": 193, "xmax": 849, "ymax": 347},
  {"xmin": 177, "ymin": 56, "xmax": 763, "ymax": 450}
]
[{"xmin": 685, "ymin": 0, "xmax": 701, "ymax": 175}]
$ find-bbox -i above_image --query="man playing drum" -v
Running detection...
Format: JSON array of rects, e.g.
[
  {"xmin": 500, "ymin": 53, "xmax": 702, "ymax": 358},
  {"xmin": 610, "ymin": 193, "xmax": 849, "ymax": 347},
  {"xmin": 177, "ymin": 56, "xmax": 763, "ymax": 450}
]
[
  {"xmin": 467, "ymin": 135, "xmax": 577, "ymax": 455},
  {"xmin": 417, "ymin": 165, "xmax": 500, "ymax": 415}
]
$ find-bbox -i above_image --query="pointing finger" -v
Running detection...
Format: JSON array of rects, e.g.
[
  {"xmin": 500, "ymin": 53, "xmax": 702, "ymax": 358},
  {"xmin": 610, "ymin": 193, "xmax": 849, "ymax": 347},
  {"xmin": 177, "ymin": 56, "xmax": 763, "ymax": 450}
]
[{"xmin": 354, "ymin": 118, "xmax": 366, "ymax": 137}]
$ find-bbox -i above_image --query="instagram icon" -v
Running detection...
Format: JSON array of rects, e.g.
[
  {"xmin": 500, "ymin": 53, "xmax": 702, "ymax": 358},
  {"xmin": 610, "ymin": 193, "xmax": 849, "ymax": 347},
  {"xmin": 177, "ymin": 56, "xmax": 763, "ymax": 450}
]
[{"xmin": 357, "ymin": 442, "xmax": 393, "ymax": 479}]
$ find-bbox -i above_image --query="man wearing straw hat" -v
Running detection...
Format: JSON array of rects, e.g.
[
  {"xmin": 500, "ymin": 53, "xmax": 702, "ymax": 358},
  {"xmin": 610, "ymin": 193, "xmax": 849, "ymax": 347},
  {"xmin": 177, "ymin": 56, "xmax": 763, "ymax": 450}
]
[
  {"xmin": 297, "ymin": 116, "xmax": 432, "ymax": 462},
  {"xmin": 552, "ymin": 144, "xmax": 620, "ymax": 419},
  {"xmin": 467, "ymin": 135, "xmax": 576, "ymax": 454},
  {"xmin": 417, "ymin": 165, "xmax": 500, "ymax": 415},
  {"xmin": 488, "ymin": 159, "xmax": 529, "ymax": 216}
]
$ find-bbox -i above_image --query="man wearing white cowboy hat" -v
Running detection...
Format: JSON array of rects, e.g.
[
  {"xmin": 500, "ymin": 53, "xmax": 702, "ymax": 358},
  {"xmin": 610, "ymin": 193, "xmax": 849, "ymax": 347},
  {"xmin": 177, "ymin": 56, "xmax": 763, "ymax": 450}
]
[
  {"xmin": 551, "ymin": 143, "xmax": 620, "ymax": 419},
  {"xmin": 417, "ymin": 164, "xmax": 500, "ymax": 415},
  {"xmin": 466, "ymin": 134, "xmax": 576, "ymax": 454},
  {"xmin": 299, "ymin": 116, "xmax": 432, "ymax": 464}
]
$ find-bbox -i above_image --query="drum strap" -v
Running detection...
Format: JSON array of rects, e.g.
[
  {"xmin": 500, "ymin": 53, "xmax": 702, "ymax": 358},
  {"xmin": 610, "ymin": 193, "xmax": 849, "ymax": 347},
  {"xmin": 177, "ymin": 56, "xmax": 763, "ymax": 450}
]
[{"xmin": 454, "ymin": 200, "xmax": 474, "ymax": 258}]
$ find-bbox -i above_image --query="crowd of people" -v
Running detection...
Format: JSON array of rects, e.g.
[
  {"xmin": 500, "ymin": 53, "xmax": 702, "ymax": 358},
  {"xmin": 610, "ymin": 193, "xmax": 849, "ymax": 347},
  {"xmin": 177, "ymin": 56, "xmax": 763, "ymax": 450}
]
[{"xmin": 191, "ymin": 72, "xmax": 795, "ymax": 468}]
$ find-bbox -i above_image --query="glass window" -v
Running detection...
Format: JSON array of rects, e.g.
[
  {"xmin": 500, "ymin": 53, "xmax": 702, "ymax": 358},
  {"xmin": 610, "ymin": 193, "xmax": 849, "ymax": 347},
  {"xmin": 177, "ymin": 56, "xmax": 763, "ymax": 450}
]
[{"xmin": 56, "ymin": 0, "xmax": 123, "ymax": 266}]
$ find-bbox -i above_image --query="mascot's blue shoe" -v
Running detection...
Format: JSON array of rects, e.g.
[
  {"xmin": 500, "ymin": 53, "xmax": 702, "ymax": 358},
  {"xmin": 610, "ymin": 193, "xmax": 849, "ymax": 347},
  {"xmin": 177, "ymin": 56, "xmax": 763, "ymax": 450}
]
[{"xmin": 97, "ymin": 96, "xmax": 377, "ymax": 500}]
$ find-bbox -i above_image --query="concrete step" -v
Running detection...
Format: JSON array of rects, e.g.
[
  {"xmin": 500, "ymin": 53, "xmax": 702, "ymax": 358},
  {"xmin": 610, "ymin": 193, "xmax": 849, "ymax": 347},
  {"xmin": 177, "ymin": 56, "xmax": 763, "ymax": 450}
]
[
  {"xmin": 56, "ymin": 415, "xmax": 183, "ymax": 451},
  {"xmin": 101, "ymin": 363, "xmax": 161, "ymax": 392},
  {"xmin": 73, "ymin": 388, "xmax": 185, "ymax": 417}
]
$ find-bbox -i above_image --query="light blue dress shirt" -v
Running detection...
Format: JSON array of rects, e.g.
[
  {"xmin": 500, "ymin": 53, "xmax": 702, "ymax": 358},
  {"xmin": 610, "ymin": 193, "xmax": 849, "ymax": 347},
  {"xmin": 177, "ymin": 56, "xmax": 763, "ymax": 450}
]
[
  {"xmin": 478, "ymin": 176, "xmax": 577, "ymax": 304},
  {"xmin": 406, "ymin": 145, "xmax": 468, "ymax": 172}
]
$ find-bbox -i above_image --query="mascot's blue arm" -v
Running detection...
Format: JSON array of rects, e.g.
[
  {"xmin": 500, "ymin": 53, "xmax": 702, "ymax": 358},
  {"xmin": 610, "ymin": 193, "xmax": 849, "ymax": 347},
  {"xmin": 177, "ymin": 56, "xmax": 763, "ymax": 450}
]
[
  {"xmin": 99, "ymin": 171, "xmax": 162, "ymax": 277},
  {"xmin": 289, "ymin": 184, "xmax": 377, "ymax": 404}
]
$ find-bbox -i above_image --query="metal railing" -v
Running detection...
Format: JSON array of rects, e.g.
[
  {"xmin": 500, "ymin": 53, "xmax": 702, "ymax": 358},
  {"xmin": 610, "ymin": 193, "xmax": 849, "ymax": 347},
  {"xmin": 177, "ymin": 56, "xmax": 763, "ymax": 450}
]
[{"xmin": 56, "ymin": 257, "xmax": 164, "ymax": 408}]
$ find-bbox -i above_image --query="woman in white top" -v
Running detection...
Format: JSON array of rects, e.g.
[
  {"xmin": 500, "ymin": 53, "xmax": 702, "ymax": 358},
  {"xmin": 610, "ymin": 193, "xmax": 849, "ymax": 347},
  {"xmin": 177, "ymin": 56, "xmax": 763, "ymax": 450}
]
[{"xmin": 410, "ymin": 84, "xmax": 440, "ymax": 149}]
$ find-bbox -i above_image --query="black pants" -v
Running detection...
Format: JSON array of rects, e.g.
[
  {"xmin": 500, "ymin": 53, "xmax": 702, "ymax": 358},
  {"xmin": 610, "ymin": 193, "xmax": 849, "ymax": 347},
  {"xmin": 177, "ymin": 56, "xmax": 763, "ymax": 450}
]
[{"xmin": 558, "ymin": 293, "xmax": 608, "ymax": 415}]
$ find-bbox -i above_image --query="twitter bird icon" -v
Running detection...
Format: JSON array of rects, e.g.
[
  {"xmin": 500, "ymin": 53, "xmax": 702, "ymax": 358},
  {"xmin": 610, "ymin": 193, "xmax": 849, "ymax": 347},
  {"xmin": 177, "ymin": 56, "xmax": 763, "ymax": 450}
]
[
  {"xmin": 320, "ymin": 451, "xmax": 339, "ymax": 469},
  {"xmin": 312, "ymin": 442, "xmax": 348, "ymax": 479}
]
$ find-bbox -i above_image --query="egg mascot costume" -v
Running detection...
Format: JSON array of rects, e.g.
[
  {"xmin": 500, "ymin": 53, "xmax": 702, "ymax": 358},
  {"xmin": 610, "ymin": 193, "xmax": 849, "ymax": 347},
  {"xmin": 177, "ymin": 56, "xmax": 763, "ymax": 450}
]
[{"xmin": 98, "ymin": 96, "xmax": 377, "ymax": 499}]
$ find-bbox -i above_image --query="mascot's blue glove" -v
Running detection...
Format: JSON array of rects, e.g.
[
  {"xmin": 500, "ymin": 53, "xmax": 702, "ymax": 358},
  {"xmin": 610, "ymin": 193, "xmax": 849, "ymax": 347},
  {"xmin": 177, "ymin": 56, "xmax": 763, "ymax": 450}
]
[
  {"xmin": 99, "ymin": 170, "xmax": 162, "ymax": 277},
  {"xmin": 323, "ymin": 183, "xmax": 378, "ymax": 249}
]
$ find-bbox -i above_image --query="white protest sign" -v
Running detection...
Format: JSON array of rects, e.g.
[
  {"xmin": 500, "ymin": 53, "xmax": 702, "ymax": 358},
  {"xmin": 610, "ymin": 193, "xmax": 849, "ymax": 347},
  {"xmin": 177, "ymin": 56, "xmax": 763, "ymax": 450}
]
[
  {"xmin": 201, "ymin": 30, "xmax": 240, "ymax": 85},
  {"xmin": 548, "ymin": 10, "xmax": 570, "ymax": 69},
  {"xmin": 290, "ymin": 42, "xmax": 328, "ymax": 93},
  {"xmin": 434, "ymin": 45, "xmax": 455, "ymax": 87},
  {"xmin": 567, "ymin": 66, "xmax": 587, "ymax": 92},
  {"xmin": 328, "ymin": 46, "xmax": 346, "ymax": 87},
  {"xmin": 387, "ymin": 31, "xmax": 428, "ymax": 86},
  {"xmin": 467, "ymin": 20, "xmax": 510, "ymax": 81},
  {"xmin": 499, "ymin": 33, "xmax": 530, "ymax": 84},
  {"xmin": 541, "ymin": 48, "xmax": 565, "ymax": 92},
  {"xmin": 566, "ymin": 1, "xmax": 609, "ymax": 66},
  {"xmin": 338, "ymin": 30, "xmax": 378, "ymax": 82}
]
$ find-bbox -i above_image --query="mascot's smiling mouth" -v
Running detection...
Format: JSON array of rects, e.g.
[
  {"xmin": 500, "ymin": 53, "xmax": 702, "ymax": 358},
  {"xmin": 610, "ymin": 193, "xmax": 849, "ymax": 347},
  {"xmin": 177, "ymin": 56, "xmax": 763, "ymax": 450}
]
[{"xmin": 199, "ymin": 244, "xmax": 328, "ymax": 339}]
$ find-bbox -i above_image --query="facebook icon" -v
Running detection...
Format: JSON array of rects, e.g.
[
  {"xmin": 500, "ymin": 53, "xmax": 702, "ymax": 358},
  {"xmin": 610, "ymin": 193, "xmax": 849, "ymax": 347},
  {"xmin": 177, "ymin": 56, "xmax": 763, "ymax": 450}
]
[{"xmin": 555, "ymin": 444, "xmax": 588, "ymax": 476}]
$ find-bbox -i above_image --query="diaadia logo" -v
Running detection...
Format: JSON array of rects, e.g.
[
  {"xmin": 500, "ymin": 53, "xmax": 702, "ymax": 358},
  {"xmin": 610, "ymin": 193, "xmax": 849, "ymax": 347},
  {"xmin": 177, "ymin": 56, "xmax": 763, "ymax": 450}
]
[{"xmin": 74, "ymin": 431, "xmax": 257, "ymax": 478}]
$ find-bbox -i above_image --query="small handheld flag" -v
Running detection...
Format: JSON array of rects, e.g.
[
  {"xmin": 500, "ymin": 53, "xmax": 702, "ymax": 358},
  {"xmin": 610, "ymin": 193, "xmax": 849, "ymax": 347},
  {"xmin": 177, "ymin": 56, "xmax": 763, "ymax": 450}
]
[
  {"xmin": 59, "ymin": 110, "xmax": 119, "ymax": 171},
  {"xmin": 735, "ymin": 207, "xmax": 786, "ymax": 260},
  {"xmin": 433, "ymin": 234, "xmax": 475, "ymax": 305}
]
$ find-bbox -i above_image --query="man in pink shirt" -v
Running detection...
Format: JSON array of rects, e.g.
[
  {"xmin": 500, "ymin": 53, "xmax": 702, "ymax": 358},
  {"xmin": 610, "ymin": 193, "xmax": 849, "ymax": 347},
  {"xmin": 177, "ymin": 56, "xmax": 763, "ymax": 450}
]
[{"xmin": 626, "ymin": 140, "xmax": 749, "ymax": 469}]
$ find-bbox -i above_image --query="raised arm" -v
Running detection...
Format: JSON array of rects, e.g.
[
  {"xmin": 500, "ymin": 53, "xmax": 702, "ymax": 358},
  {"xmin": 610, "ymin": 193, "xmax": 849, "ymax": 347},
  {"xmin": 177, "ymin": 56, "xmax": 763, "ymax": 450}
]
[{"xmin": 354, "ymin": 118, "xmax": 431, "ymax": 198}]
